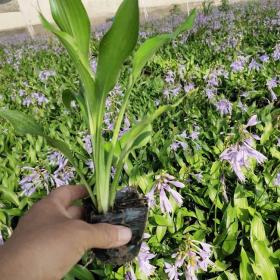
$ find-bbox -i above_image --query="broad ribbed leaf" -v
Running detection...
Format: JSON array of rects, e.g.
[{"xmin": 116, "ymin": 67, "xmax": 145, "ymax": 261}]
[
  {"xmin": 132, "ymin": 34, "xmax": 172, "ymax": 80},
  {"xmin": 173, "ymin": 9, "xmax": 197, "ymax": 37},
  {"xmin": 0, "ymin": 109, "xmax": 44, "ymax": 136},
  {"xmin": 131, "ymin": 9, "xmax": 196, "ymax": 81},
  {"xmin": 250, "ymin": 214, "xmax": 267, "ymax": 242},
  {"xmin": 252, "ymin": 241, "xmax": 277, "ymax": 280},
  {"xmin": 40, "ymin": 14, "xmax": 95, "ymax": 111},
  {"xmin": 95, "ymin": 0, "xmax": 139, "ymax": 96},
  {"xmin": 222, "ymin": 205, "xmax": 239, "ymax": 255},
  {"xmin": 49, "ymin": 0, "xmax": 90, "ymax": 57},
  {"xmin": 240, "ymin": 248, "xmax": 252, "ymax": 280}
]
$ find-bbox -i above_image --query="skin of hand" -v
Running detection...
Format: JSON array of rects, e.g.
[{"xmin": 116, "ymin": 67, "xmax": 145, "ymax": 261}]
[{"xmin": 0, "ymin": 185, "xmax": 132, "ymax": 280}]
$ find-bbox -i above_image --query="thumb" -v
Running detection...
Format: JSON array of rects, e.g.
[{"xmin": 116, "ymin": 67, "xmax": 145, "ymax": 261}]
[{"xmin": 81, "ymin": 223, "xmax": 132, "ymax": 249}]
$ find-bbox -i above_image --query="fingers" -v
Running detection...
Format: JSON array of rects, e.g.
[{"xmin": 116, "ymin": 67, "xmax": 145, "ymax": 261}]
[
  {"xmin": 49, "ymin": 185, "xmax": 88, "ymax": 208},
  {"xmin": 78, "ymin": 223, "xmax": 132, "ymax": 250},
  {"xmin": 67, "ymin": 206, "xmax": 84, "ymax": 219}
]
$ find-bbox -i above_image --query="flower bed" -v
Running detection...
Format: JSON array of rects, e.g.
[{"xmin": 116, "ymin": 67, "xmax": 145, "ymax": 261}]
[{"xmin": 0, "ymin": 0, "xmax": 279, "ymax": 279}]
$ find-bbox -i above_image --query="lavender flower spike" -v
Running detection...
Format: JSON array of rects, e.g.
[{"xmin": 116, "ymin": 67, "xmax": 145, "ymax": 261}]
[
  {"xmin": 138, "ymin": 242, "xmax": 156, "ymax": 277},
  {"xmin": 215, "ymin": 99, "xmax": 232, "ymax": 116},
  {"xmin": 220, "ymin": 141, "xmax": 267, "ymax": 182},
  {"xmin": 146, "ymin": 173, "xmax": 185, "ymax": 213},
  {"xmin": 164, "ymin": 263, "xmax": 182, "ymax": 280}
]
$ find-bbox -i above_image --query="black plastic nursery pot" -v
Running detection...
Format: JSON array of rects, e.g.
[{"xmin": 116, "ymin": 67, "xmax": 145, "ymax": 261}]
[{"xmin": 84, "ymin": 187, "xmax": 148, "ymax": 266}]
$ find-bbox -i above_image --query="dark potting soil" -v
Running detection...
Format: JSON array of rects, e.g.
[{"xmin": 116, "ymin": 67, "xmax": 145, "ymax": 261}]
[{"xmin": 84, "ymin": 187, "xmax": 148, "ymax": 266}]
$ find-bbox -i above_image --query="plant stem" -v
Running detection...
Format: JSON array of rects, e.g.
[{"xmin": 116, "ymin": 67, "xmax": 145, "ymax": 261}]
[
  {"xmin": 76, "ymin": 168, "xmax": 97, "ymax": 207},
  {"xmin": 107, "ymin": 77, "xmax": 135, "ymax": 207}
]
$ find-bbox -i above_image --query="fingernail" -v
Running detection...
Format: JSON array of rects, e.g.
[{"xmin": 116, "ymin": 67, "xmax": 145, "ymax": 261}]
[{"xmin": 117, "ymin": 226, "xmax": 132, "ymax": 245}]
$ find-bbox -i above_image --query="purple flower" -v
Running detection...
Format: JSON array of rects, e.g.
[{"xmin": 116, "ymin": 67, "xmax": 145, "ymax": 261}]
[
  {"xmin": 171, "ymin": 87, "xmax": 181, "ymax": 97},
  {"xmin": 86, "ymin": 160, "xmax": 94, "ymax": 171},
  {"xmin": 205, "ymin": 88, "xmax": 217, "ymax": 99},
  {"xmin": 119, "ymin": 116, "xmax": 131, "ymax": 137},
  {"xmin": 193, "ymin": 173, "xmax": 203, "ymax": 183},
  {"xmin": 104, "ymin": 112, "xmax": 114, "ymax": 131},
  {"xmin": 170, "ymin": 141, "xmax": 181, "ymax": 151},
  {"xmin": 48, "ymin": 151, "xmax": 65, "ymax": 169},
  {"xmin": 53, "ymin": 165, "xmax": 75, "ymax": 187},
  {"xmin": 165, "ymin": 70, "xmax": 175, "ymax": 84},
  {"xmin": 39, "ymin": 70, "xmax": 56, "ymax": 82},
  {"xmin": 22, "ymin": 97, "xmax": 33, "ymax": 107},
  {"xmin": 138, "ymin": 242, "xmax": 156, "ymax": 277},
  {"xmin": 184, "ymin": 83, "xmax": 195, "ymax": 94},
  {"xmin": 163, "ymin": 89, "xmax": 171, "ymax": 99},
  {"xmin": 90, "ymin": 58, "xmax": 97, "ymax": 73},
  {"xmin": 20, "ymin": 167, "xmax": 51, "ymax": 196},
  {"xmin": 19, "ymin": 89, "xmax": 26, "ymax": 97},
  {"xmin": 220, "ymin": 140, "xmax": 267, "ymax": 182},
  {"xmin": 238, "ymin": 101, "xmax": 248, "ymax": 112},
  {"xmin": 125, "ymin": 270, "xmax": 136, "ymax": 280},
  {"xmin": 272, "ymin": 44, "xmax": 280, "ymax": 61},
  {"xmin": 31, "ymin": 92, "xmax": 49, "ymax": 105},
  {"xmin": 267, "ymin": 78, "xmax": 278, "ymax": 101},
  {"xmin": 267, "ymin": 78, "xmax": 277, "ymax": 90},
  {"xmin": 231, "ymin": 56, "xmax": 247, "ymax": 72},
  {"xmin": 206, "ymin": 73, "xmax": 219, "ymax": 87},
  {"xmin": 259, "ymin": 54, "xmax": 269, "ymax": 63},
  {"xmin": 274, "ymin": 173, "xmax": 280, "ymax": 186},
  {"xmin": 245, "ymin": 115, "xmax": 258, "ymax": 127},
  {"xmin": 146, "ymin": 173, "xmax": 184, "ymax": 213},
  {"xmin": 165, "ymin": 263, "xmax": 182, "ymax": 280},
  {"xmin": 215, "ymin": 99, "xmax": 232, "ymax": 116},
  {"xmin": 248, "ymin": 59, "xmax": 261, "ymax": 71},
  {"xmin": 83, "ymin": 134, "xmax": 93, "ymax": 154},
  {"xmin": 48, "ymin": 152, "xmax": 75, "ymax": 187},
  {"xmin": 190, "ymin": 131, "xmax": 200, "ymax": 140}
]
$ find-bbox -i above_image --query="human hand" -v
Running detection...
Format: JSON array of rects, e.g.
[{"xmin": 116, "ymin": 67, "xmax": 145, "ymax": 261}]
[{"xmin": 0, "ymin": 185, "xmax": 132, "ymax": 280}]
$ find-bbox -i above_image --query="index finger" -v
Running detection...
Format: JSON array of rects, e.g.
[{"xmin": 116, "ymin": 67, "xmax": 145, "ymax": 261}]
[{"xmin": 48, "ymin": 185, "xmax": 88, "ymax": 208}]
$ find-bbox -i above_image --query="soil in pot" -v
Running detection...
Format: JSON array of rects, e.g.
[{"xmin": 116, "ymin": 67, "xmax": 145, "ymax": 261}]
[{"xmin": 84, "ymin": 187, "xmax": 148, "ymax": 266}]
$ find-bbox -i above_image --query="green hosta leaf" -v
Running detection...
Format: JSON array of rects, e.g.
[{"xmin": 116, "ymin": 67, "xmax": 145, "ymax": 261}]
[
  {"xmin": 252, "ymin": 240, "xmax": 277, "ymax": 280},
  {"xmin": 173, "ymin": 9, "xmax": 197, "ymax": 37},
  {"xmin": 224, "ymin": 272, "xmax": 238, "ymax": 280},
  {"xmin": 154, "ymin": 214, "xmax": 173, "ymax": 227},
  {"xmin": 120, "ymin": 124, "xmax": 152, "ymax": 153},
  {"xmin": 0, "ymin": 109, "xmax": 44, "ymax": 136},
  {"xmin": 221, "ymin": 205, "xmax": 239, "ymax": 255},
  {"xmin": 0, "ymin": 187, "xmax": 19, "ymax": 206},
  {"xmin": 131, "ymin": 9, "xmax": 196, "ymax": 81},
  {"xmin": 95, "ymin": 0, "xmax": 139, "ymax": 96},
  {"xmin": 132, "ymin": 34, "xmax": 172, "ymax": 80},
  {"xmin": 49, "ymin": 0, "xmax": 90, "ymax": 57},
  {"xmin": 40, "ymin": 13, "xmax": 95, "ymax": 111},
  {"xmin": 156, "ymin": 226, "xmax": 167, "ymax": 242},
  {"xmin": 240, "ymin": 248, "xmax": 252, "ymax": 280},
  {"xmin": 260, "ymin": 122, "xmax": 273, "ymax": 144},
  {"xmin": 66, "ymin": 264, "xmax": 95, "ymax": 280},
  {"xmin": 270, "ymin": 147, "xmax": 280, "ymax": 160},
  {"xmin": 277, "ymin": 218, "xmax": 280, "ymax": 238},
  {"xmin": 250, "ymin": 214, "xmax": 267, "ymax": 242}
]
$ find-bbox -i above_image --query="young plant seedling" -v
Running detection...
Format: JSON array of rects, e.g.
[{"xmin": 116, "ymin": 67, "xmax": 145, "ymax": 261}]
[{"xmin": 0, "ymin": 0, "xmax": 196, "ymax": 214}]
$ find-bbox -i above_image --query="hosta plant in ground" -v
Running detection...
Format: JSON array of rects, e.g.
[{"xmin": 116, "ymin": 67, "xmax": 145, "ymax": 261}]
[{"xmin": 0, "ymin": 0, "xmax": 279, "ymax": 279}]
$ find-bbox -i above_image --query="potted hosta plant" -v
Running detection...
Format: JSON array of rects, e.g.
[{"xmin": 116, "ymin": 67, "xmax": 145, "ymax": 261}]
[{"xmin": 0, "ymin": 0, "xmax": 196, "ymax": 265}]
